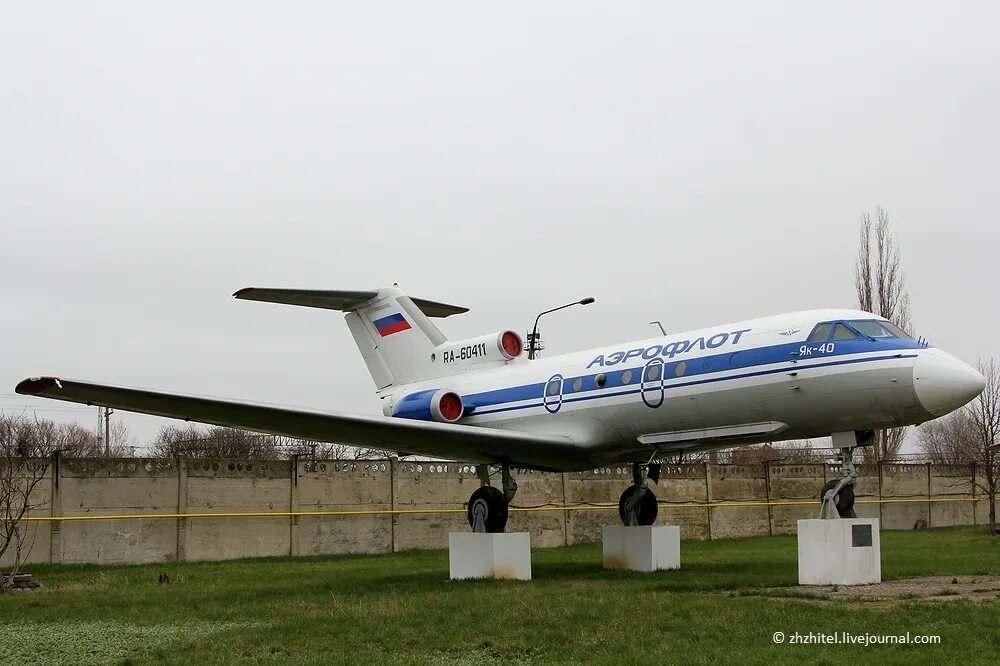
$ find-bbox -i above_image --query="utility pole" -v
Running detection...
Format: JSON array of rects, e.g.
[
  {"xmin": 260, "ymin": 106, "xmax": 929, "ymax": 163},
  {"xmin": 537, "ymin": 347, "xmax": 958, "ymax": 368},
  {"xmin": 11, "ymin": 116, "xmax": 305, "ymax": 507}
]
[
  {"xmin": 104, "ymin": 407, "xmax": 114, "ymax": 457},
  {"xmin": 96, "ymin": 407, "xmax": 104, "ymax": 453}
]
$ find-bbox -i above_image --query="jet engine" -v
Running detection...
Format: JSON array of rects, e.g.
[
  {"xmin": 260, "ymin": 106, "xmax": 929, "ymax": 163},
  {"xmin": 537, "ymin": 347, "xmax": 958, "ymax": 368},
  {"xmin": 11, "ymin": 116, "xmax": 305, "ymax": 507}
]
[
  {"xmin": 391, "ymin": 388, "xmax": 464, "ymax": 423},
  {"xmin": 432, "ymin": 330, "xmax": 523, "ymax": 366}
]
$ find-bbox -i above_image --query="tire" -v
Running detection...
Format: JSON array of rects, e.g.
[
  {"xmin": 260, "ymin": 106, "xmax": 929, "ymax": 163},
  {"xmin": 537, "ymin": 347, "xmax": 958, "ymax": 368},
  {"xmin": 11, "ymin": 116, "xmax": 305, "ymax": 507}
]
[
  {"xmin": 820, "ymin": 479, "xmax": 856, "ymax": 517},
  {"xmin": 618, "ymin": 486, "xmax": 658, "ymax": 526},
  {"xmin": 467, "ymin": 486, "xmax": 509, "ymax": 533}
]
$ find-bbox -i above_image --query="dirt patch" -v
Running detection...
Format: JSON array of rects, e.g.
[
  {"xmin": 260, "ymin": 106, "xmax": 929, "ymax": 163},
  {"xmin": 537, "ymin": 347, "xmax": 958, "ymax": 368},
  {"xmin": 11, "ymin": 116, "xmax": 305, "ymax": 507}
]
[
  {"xmin": 603, "ymin": 555, "xmax": 626, "ymax": 570},
  {"xmin": 731, "ymin": 576, "xmax": 1000, "ymax": 605}
]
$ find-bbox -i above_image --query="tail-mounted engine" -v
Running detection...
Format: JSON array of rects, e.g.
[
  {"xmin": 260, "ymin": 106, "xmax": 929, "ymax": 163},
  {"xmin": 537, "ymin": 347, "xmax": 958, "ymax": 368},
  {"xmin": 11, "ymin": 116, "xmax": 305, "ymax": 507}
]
[
  {"xmin": 391, "ymin": 388, "xmax": 464, "ymax": 423},
  {"xmin": 431, "ymin": 330, "xmax": 523, "ymax": 367}
]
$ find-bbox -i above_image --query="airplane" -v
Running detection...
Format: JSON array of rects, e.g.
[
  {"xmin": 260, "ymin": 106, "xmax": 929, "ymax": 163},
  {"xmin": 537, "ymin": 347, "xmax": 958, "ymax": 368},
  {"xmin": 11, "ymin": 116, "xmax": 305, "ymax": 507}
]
[{"xmin": 16, "ymin": 285, "xmax": 986, "ymax": 531}]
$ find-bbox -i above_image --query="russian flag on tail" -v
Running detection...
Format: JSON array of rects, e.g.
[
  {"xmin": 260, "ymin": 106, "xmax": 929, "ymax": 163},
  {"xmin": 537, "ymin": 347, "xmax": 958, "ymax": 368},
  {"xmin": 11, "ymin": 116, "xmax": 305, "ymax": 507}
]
[{"xmin": 373, "ymin": 313, "xmax": 411, "ymax": 337}]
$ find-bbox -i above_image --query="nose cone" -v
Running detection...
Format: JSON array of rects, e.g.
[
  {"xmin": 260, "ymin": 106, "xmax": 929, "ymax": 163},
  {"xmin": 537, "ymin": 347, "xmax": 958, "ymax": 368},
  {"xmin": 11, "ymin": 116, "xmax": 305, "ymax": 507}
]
[{"xmin": 914, "ymin": 350, "xmax": 986, "ymax": 417}]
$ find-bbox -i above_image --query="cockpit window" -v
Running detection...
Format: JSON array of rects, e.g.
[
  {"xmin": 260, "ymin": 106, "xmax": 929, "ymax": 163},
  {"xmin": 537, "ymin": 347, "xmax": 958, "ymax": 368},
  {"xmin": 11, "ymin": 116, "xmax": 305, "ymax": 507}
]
[
  {"xmin": 807, "ymin": 323, "xmax": 833, "ymax": 342},
  {"xmin": 832, "ymin": 323, "xmax": 859, "ymax": 340},
  {"xmin": 880, "ymin": 321, "xmax": 913, "ymax": 340},
  {"xmin": 850, "ymin": 320, "xmax": 893, "ymax": 338},
  {"xmin": 850, "ymin": 320, "xmax": 912, "ymax": 340}
]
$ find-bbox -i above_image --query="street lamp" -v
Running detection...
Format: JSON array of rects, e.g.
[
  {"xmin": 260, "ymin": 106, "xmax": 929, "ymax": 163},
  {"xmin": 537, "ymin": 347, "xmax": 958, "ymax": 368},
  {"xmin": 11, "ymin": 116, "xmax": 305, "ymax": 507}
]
[{"xmin": 527, "ymin": 297, "xmax": 595, "ymax": 360}]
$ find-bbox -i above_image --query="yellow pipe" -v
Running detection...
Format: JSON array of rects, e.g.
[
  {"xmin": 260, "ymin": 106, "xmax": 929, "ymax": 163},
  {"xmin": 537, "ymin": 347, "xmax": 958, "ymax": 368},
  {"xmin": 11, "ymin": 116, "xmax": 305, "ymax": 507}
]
[{"xmin": 20, "ymin": 496, "xmax": 983, "ymax": 522}]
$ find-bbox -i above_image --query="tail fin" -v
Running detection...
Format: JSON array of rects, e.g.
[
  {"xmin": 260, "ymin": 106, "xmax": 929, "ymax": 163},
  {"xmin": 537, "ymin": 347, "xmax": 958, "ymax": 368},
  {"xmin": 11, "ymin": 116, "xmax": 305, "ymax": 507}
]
[{"xmin": 233, "ymin": 286, "xmax": 468, "ymax": 389}]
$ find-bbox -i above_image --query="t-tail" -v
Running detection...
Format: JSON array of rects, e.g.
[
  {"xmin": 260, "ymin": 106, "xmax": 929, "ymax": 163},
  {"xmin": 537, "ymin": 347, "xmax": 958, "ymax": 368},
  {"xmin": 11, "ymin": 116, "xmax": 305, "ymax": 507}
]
[{"xmin": 233, "ymin": 286, "xmax": 524, "ymax": 390}]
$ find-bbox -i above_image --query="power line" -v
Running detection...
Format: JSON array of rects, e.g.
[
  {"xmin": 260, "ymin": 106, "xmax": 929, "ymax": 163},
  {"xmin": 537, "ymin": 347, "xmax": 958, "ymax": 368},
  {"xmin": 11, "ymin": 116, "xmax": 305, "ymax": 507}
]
[
  {"xmin": 0, "ymin": 405, "xmax": 100, "ymax": 416},
  {"xmin": 0, "ymin": 401, "xmax": 95, "ymax": 410}
]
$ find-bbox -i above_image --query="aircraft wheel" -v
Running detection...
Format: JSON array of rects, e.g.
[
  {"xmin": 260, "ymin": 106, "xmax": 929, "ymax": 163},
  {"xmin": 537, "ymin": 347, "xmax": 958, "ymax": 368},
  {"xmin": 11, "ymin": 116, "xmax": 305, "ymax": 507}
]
[
  {"xmin": 820, "ymin": 479, "xmax": 856, "ymax": 517},
  {"xmin": 618, "ymin": 486, "xmax": 658, "ymax": 526},
  {"xmin": 467, "ymin": 486, "xmax": 509, "ymax": 533}
]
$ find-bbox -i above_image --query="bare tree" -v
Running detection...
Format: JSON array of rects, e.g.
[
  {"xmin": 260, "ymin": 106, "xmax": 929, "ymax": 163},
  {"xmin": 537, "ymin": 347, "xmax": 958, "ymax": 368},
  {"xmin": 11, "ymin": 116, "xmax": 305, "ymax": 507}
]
[
  {"xmin": 855, "ymin": 206, "xmax": 912, "ymax": 461},
  {"xmin": 148, "ymin": 424, "xmax": 206, "ymax": 458},
  {"xmin": 0, "ymin": 414, "xmax": 55, "ymax": 593},
  {"xmin": 915, "ymin": 410, "xmax": 979, "ymax": 465},
  {"xmin": 150, "ymin": 425, "xmax": 283, "ymax": 459},
  {"xmin": 721, "ymin": 440, "xmax": 826, "ymax": 465},
  {"xmin": 663, "ymin": 451, "xmax": 709, "ymax": 465},
  {"xmin": 105, "ymin": 420, "xmax": 135, "ymax": 455},
  {"xmin": 310, "ymin": 442, "xmax": 383, "ymax": 460},
  {"xmin": 967, "ymin": 359, "xmax": 999, "ymax": 535},
  {"xmin": 149, "ymin": 425, "xmax": 381, "ymax": 460},
  {"xmin": 57, "ymin": 421, "xmax": 134, "ymax": 457},
  {"xmin": 3, "ymin": 416, "xmax": 136, "ymax": 458}
]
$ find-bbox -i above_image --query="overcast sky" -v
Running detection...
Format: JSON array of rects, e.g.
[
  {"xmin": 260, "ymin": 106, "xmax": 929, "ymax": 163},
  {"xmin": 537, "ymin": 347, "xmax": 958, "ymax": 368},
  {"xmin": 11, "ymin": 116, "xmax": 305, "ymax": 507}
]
[{"xmin": 2, "ymin": 2, "xmax": 997, "ymax": 452}]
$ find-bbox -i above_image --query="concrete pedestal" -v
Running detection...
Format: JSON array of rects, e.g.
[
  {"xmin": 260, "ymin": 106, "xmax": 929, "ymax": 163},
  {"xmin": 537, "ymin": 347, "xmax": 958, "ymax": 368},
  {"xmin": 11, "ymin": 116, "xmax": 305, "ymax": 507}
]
[
  {"xmin": 602, "ymin": 525, "xmax": 681, "ymax": 572},
  {"xmin": 448, "ymin": 532, "xmax": 531, "ymax": 580},
  {"xmin": 797, "ymin": 518, "xmax": 881, "ymax": 586}
]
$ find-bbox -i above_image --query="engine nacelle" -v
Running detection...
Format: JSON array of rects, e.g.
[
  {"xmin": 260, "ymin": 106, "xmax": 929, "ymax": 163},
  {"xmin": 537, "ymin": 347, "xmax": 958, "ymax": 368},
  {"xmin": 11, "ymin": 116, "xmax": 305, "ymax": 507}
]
[
  {"xmin": 391, "ymin": 388, "xmax": 464, "ymax": 423},
  {"xmin": 432, "ymin": 330, "xmax": 523, "ymax": 367}
]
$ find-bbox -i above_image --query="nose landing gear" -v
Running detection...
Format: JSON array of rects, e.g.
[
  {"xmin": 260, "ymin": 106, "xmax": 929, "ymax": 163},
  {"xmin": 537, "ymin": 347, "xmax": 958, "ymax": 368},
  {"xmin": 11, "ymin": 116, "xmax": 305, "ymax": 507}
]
[
  {"xmin": 467, "ymin": 464, "xmax": 518, "ymax": 533},
  {"xmin": 819, "ymin": 430, "xmax": 873, "ymax": 519},
  {"xmin": 618, "ymin": 462, "xmax": 660, "ymax": 526}
]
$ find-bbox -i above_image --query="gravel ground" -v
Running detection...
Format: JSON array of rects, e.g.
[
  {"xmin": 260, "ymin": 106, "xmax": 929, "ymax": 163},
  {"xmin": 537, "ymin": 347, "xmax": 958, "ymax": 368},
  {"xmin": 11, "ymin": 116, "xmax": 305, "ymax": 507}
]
[{"xmin": 735, "ymin": 575, "xmax": 1000, "ymax": 604}]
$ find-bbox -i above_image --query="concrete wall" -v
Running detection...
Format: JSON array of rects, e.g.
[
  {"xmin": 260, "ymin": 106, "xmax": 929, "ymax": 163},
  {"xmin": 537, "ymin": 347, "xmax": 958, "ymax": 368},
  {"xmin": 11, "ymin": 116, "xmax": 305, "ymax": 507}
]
[
  {"xmin": 58, "ymin": 458, "xmax": 178, "ymax": 565},
  {"xmin": 3, "ymin": 456, "xmax": 990, "ymax": 567}
]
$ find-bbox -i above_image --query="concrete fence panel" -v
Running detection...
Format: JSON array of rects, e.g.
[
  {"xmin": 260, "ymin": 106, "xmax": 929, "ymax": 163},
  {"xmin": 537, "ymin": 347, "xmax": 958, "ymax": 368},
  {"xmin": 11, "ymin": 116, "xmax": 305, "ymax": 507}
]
[
  {"xmin": 504, "ymin": 468, "xmax": 567, "ymax": 548},
  {"xmin": 295, "ymin": 459, "xmax": 392, "ymax": 556},
  {"xmin": 658, "ymin": 465, "xmax": 712, "ymax": 541},
  {"xmin": 58, "ymin": 458, "xmax": 176, "ymax": 565},
  {"xmin": 768, "ymin": 464, "xmax": 825, "ymax": 535},
  {"xmin": 709, "ymin": 465, "xmax": 769, "ymax": 539},
  {"xmin": 931, "ymin": 464, "xmax": 976, "ymax": 527},
  {"xmin": 851, "ymin": 464, "xmax": 882, "ymax": 521},
  {"xmin": 392, "ymin": 462, "xmax": 469, "ymax": 551},
  {"xmin": 880, "ymin": 464, "xmax": 931, "ymax": 529},
  {"xmin": 185, "ymin": 460, "xmax": 291, "ymax": 562},
  {"xmin": 563, "ymin": 467, "xmax": 631, "ymax": 545}
]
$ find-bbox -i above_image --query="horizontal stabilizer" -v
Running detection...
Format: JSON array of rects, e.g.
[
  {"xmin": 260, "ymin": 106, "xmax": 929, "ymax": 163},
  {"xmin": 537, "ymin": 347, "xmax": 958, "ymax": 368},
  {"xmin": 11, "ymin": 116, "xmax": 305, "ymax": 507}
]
[
  {"xmin": 233, "ymin": 288, "xmax": 469, "ymax": 318},
  {"xmin": 15, "ymin": 377, "xmax": 583, "ymax": 471}
]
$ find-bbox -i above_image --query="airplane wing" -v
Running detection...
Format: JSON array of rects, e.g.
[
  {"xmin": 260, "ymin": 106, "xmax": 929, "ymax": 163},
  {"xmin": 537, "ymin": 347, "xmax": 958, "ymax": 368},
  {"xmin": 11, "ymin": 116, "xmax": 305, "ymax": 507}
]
[{"xmin": 14, "ymin": 377, "xmax": 581, "ymax": 471}]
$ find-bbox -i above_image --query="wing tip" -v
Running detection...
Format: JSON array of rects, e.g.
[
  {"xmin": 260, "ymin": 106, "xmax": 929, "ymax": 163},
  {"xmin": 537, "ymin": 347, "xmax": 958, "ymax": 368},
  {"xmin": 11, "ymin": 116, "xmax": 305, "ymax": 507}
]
[{"xmin": 16, "ymin": 376, "xmax": 62, "ymax": 395}]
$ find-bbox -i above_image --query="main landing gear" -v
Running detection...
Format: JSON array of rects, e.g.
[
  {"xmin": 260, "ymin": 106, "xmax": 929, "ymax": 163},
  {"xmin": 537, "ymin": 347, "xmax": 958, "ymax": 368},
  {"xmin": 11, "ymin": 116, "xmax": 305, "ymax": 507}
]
[
  {"xmin": 819, "ymin": 430, "xmax": 874, "ymax": 519},
  {"xmin": 467, "ymin": 464, "xmax": 517, "ymax": 533},
  {"xmin": 618, "ymin": 462, "xmax": 661, "ymax": 526}
]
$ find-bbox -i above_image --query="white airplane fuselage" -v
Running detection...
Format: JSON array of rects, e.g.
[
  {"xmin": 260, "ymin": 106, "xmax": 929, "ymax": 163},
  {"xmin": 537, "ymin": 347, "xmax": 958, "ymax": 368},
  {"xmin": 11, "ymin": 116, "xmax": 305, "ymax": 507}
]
[
  {"xmin": 383, "ymin": 308, "xmax": 984, "ymax": 470},
  {"xmin": 17, "ymin": 287, "xmax": 986, "ymax": 478}
]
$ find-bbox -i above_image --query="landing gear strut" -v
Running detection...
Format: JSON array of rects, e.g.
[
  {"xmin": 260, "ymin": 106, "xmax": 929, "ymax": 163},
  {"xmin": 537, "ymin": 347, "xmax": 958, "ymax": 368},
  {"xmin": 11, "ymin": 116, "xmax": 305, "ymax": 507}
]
[
  {"xmin": 467, "ymin": 464, "xmax": 517, "ymax": 533},
  {"xmin": 618, "ymin": 462, "xmax": 660, "ymax": 526},
  {"xmin": 819, "ymin": 430, "xmax": 873, "ymax": 519}
]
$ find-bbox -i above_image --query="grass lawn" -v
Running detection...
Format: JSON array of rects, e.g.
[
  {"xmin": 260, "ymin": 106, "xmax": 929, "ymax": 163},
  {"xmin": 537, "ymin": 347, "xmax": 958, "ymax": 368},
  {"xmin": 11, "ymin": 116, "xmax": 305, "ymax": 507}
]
[{"xmin": 2, "ymin": 526, "xmax": 999, "ymax": 664}]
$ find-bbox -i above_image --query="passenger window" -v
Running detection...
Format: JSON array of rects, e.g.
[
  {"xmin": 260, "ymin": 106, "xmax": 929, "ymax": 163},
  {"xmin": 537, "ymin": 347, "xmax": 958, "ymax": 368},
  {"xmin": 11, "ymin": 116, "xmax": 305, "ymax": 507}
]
[
  {"xmin": 851, "ymin": 320, "xmax": 893, "ymax": 338},
  {"xmin": 807, "ymin": 323, "xmax": 832, "ymax": 342},
  {"xmin": 832, "ymin": 323, "xmax": 859, "ymax": 341}
]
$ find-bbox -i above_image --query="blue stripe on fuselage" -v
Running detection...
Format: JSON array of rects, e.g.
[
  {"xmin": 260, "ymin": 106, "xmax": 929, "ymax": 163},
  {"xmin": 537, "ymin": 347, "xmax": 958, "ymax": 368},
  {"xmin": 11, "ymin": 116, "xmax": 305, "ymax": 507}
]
[{"xmin": 461, "ymin": 338, "xmax": 923, "ymax": 417}]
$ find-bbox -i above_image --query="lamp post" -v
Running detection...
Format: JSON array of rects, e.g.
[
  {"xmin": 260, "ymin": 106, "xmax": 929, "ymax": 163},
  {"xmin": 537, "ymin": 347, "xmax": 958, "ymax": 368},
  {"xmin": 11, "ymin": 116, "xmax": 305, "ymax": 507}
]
[{"xmin": 527, "ymin": 297, "xmax": 595, "ymax": 360}]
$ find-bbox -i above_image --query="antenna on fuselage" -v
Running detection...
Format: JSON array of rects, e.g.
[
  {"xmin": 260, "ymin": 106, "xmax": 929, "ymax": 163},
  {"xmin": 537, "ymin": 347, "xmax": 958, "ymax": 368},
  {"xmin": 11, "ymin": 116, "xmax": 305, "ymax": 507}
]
[{"xmin": 649, "ymin": 321, "xmax": 666, "ymax": 336}]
